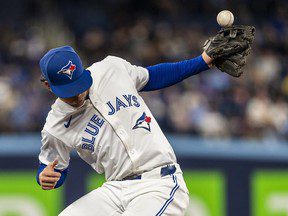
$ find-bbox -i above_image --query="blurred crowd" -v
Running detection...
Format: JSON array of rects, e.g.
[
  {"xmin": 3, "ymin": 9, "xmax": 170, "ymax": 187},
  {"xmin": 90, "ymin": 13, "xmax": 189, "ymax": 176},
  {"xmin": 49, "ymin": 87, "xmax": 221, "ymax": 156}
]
[{"xmin": 1, "ymin": 0, "xmax": 288, "ymax": 139}]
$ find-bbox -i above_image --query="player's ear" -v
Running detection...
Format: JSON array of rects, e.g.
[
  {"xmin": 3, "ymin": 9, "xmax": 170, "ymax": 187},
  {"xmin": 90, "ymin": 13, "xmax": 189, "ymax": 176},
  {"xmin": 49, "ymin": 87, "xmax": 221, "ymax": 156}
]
[
  {"xmin": 40, "ymin": 75, "xmax": 52, "ymax": 92},
  {"xmin": 43, "ymin": 81, "xmax": 52, "ymax": 92}
]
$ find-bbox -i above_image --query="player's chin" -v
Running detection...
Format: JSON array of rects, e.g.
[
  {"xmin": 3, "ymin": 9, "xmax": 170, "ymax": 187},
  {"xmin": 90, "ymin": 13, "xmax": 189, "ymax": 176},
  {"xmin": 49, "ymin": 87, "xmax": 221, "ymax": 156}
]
[{"xmin": 76, "ymin": 100, "xmax": 85, "ymax": 107}]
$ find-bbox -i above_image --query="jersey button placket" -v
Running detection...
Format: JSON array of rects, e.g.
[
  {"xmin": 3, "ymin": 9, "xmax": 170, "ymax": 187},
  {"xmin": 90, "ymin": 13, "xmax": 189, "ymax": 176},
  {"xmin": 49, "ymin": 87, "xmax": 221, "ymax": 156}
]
[{"xmin": 116, "ymin": 128, "xmax": 135, "ymax": 156}]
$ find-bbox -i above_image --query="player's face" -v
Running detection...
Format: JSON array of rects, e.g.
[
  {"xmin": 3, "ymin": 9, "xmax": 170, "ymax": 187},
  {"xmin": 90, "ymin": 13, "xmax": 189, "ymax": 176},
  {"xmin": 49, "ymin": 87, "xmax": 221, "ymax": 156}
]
[{"xmin": 60, "ymin": 90, "xmax": 89, "ymax": 107}]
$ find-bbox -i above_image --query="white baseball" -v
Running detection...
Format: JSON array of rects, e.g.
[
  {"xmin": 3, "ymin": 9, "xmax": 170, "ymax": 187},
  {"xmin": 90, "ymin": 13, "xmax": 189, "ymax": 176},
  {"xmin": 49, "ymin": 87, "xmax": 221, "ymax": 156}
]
[{"xmin": 217, "ymin": 10, "xmax": 234, "ymax": 27}]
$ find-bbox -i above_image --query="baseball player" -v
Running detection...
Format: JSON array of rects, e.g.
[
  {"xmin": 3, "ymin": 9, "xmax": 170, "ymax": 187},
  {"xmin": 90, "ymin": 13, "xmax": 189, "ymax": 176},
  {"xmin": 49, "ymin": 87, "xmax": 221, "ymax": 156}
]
[{"xmin": 36, "ymin": 26, "xmax": 254, "ymax": 216}]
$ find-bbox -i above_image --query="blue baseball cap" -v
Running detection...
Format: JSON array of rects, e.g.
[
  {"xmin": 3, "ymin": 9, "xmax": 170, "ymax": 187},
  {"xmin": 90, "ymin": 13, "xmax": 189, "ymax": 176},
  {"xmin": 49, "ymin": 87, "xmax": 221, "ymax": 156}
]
[{"xmin": 39, "ymin": 46, "xmax": 92, "ymax": 98}]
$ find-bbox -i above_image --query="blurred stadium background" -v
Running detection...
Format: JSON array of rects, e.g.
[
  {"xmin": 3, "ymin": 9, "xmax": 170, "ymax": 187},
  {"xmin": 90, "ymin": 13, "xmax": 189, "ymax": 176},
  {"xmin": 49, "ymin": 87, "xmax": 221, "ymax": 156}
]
[{"xmin": 0, "ymin": 0, "xmax": 288, "ymax": 215}]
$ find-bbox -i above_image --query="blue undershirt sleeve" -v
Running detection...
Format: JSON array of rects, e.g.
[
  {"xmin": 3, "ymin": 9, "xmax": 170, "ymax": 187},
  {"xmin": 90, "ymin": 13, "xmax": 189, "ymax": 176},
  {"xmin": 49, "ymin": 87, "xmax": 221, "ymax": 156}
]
[
  {"xmin": 141, "ymin": 55, "xmax": 210, "ymax": 91},
  {"xmin": 36, "ymin": 163, "xmax": 68, "ymax": 189}
]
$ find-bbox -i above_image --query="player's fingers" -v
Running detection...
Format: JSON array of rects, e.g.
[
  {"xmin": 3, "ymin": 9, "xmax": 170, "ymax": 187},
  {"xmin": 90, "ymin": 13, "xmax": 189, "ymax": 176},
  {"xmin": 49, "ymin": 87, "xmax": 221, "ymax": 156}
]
[
  {"xmin": 40, "ymin": 176, "xmax": 60, "ymax": 184},
  {"xmin": 41, "ymin": 182, "xmax": 56, "ymax": 187},
  {"xmin": 41, "ymin": 186, "xmax": 54, "ymax": 190},
  {"xmin": 43, "ymin": 171, "xmax": 61, "ymax": 178}
]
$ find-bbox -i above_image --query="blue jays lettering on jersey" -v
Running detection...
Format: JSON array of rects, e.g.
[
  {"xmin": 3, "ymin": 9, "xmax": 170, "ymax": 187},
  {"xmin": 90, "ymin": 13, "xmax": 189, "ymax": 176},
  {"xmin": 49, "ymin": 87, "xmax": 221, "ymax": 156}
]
[
  {"xmin": 82, "ymin": 114, "xmax": 105, "ymax": 151},
  {"xmin": 132, "ymin": 112, "xmax": 152, "ymax": 132},
  {"xmin": 106, "ymin": 94, "xmax": 140, "ymax": 115},
  {"xmin": 57, "ymin": 60, "xmax": 76, "ymax": 79}
]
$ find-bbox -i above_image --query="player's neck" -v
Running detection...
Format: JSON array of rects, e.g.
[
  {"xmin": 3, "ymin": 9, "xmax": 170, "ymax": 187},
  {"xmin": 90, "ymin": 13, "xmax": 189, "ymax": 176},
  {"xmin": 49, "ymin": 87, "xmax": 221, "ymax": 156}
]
[{"xmin": 59, "ymin": 90, "xmax": 89, "ymax": 108}]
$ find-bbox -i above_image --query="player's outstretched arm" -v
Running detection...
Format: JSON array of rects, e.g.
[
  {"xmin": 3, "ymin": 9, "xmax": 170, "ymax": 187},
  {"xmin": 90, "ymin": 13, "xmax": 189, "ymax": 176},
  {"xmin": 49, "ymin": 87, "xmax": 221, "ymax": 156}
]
[
  {"xmin": 36, "ymin": 160, "xmax": 68, "ymax": 190},
  {"xmin": 141, "ymin": 52, "xmax": 212, "ymax": 92}
]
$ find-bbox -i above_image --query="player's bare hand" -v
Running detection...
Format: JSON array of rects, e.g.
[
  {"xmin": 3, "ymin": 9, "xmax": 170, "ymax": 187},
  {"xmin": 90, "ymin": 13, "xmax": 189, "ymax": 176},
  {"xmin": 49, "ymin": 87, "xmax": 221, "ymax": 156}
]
[
  {"xmin": 202, "ymin": 51, "xmax": 213, "ymax": 67},
  {"xmin": 39, "ymin": 160, "xmax": 61, "ymax": 190}
]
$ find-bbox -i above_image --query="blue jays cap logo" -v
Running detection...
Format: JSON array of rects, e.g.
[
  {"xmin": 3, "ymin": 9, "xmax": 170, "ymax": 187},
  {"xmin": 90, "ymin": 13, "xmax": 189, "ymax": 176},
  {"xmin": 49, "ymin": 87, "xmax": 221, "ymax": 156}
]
[
  {"xmin": 132, "ymin": 112, "xmax": 151, "ymax": 132},
  {"xmin": 57, "ymin": 60, "xmax": 76, "ymax": 79}
]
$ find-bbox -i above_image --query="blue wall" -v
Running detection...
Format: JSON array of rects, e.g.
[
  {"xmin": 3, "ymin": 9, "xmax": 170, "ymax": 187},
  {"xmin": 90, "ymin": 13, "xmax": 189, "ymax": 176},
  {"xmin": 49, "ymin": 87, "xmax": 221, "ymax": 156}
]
[{"xmin": 1, "ymin": 133, "xmax": 288, "ymax": 161}]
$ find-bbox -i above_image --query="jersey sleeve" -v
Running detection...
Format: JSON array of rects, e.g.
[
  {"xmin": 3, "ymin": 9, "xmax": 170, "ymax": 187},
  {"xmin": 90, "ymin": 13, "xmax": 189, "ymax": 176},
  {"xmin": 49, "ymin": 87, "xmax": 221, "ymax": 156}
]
[
  {"xmin": 39, "ymin": 130, "xmax": 73, "ymax": 170},
  {"xmin": 106, "ymin": 56, "xmax": 149, "ymax": 91}
]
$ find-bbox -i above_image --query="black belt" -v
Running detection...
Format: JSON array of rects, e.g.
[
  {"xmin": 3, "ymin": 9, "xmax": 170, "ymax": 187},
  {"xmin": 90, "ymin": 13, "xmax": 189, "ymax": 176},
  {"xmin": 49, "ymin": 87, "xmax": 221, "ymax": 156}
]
[{"xmin": 122, "ymin": 165, "xmax": 176, "ymax": 181}]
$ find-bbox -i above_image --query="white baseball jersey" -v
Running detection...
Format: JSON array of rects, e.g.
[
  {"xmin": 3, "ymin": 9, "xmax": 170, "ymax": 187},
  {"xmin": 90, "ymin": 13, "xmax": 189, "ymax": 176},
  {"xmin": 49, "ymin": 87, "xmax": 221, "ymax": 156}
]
[{"xmin": 39, "ymin": 56, "xmax": 177, "ymax": 181}]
